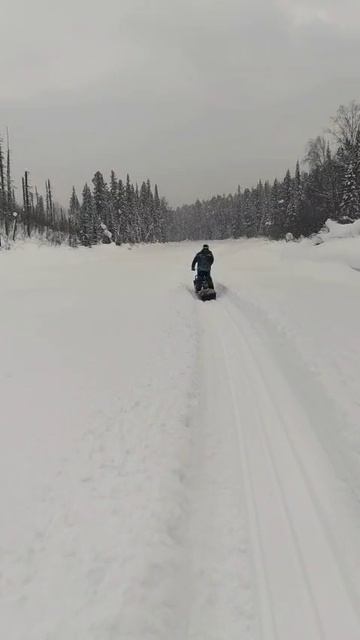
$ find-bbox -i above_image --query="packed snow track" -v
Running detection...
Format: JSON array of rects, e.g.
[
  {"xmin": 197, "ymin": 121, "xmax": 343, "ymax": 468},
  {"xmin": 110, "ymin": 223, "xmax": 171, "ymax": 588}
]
[{"xmin": 196, "ymin": 294, "xmax": 360, "ymax": 639}]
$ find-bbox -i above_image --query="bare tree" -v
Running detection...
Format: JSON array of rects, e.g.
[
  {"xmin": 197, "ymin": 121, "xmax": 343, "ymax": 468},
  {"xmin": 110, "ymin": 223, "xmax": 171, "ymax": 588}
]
[
  {"xmin": 304, "ymin": 136, "xmax": 328, "ymax": 171},
  {"xmin": 23, "ymin": 171, "xmax": 31, "ymax": 237},
  {"xmin": 12, "ymin": 211, "xmax": 18, "ymax": 241},
  {"xmin": 328, "ymin": 101, "xmax": 360, "ymax": 152},
  {"xmin": 45, "ymin": 179, "xmax": 54, "ymax": 228}
]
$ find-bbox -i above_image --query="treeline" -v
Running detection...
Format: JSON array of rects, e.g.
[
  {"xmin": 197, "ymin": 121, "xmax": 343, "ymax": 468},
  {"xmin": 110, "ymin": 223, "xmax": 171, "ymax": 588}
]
[
  {"xmin": 0, "ymin": 136, "xmax": 69, "ymax": 247},
  {"xmin": 0, "ymin": 138, "xmax": 167, "ymax": 247},
  {"xmin": 1, "ymin": 101, "xmax": 360, "ymax": 248},
  {"xmin": 169, "ymin": 102, "xmax": 360, "ymax": 241},
  {"xmin": 68, "ymin": 172, "xmax": 167, "ymax": 247}
]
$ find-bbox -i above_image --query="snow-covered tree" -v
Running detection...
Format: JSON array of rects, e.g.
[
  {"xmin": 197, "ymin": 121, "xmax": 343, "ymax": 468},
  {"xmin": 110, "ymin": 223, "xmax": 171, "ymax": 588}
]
[
  {"xmin": 80, "ymin": 183, "xmax": 94, "ymax": 246},
  {"xmin": 340, "ymin": 162, "xmax": 360, "ymax": 221},
  {"xmin": 69, "ymin": 187, "xmax": 80, "ymax": 246},
  {"xmin": 92, "ymin": 171, "xmax": 112, "ymax": 242}
]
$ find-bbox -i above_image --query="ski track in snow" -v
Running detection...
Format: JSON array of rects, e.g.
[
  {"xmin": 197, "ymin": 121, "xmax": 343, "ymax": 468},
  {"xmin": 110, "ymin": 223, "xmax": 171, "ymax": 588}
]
[
  {"xmin": 212, "ymin": 297, "xmax": 360, "ymax": 638},
  {"xmin": 2, "ymin": 239, "xmax": 360, "ymax": 638}
]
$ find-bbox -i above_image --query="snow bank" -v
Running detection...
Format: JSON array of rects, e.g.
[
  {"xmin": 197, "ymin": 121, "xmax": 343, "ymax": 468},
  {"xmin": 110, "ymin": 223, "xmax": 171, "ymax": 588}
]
[{"xmin": 321, "ymin": 218, "xmax": 360, "ymax": 239}]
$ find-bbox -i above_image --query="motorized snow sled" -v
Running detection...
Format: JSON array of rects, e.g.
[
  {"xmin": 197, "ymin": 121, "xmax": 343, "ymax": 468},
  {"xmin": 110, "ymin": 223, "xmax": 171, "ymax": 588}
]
[{"xmin": 193, "ymin": 272, "xmax": 216, "ymax": 301}]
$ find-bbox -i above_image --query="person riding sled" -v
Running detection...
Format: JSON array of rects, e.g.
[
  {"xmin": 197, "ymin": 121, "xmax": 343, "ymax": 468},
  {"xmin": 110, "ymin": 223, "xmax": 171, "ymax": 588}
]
[{"xmin": 191, "ymin": 244, "xmax": 214, "ymax": 290}]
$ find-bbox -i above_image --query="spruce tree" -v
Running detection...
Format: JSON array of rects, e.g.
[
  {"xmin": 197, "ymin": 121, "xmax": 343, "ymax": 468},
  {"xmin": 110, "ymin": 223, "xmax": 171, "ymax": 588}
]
[
  {"xmin": 146, "ymin": 179, "xmax": 155, "ymax": 242},
  {"xmin": 154, "ymin": 184, "xmax": 162, "ymax": 241},
  {"xmin": 131, "ymin": 182, "xmax": 142, "ymax": 242},
  {"xmin": 286, "ymin": 161, "xmax": 303, "ymax": 237},
  {"xmin": 46, "ymin": 179, "xmax": 54, "ymax": 230},
  {"xmin": 139, "ymin": 181, "xmax": 150, "ymax": 241},
  {"xmin": 92, "ymin": 171, "xmax": 111, "ymax": 242},
  {"xmin": 254, "ymin": 181, "xmax": 265, "ymax": 235},
  {"xmin": 261, "ymin": 181, "xmax": 272, "ymax": 236},
  {"xmin": 340, "ymin": 162, "xmax": 360, "ymax": 221},
  {"xmin": 270, "ymin": 179, "xmax": 282, "ymax": 239},
  {"xmin": 109, "ymin": 170, "xmax": 119, "ymax": 243},
  {"xmin": 124, "ymin": 174, "xmax": 134, "ymax": 243},
  {"xmin": 69, "ymin": 187, "xmax": 80, "ymax": 246},
  {"xmin": 242, "ymin": 189, "xmax": 255, "ymax": 237},
  {"xmin": 232, "ymin": 186, "xmax": 243, "ymax": 238},
  {"xmin": 80, "ymin": 183, "xmax": 94, "ymax": 246},
  {"xmin": 277, "ymin": 169, "xmax": 292, "ymax": 238}
]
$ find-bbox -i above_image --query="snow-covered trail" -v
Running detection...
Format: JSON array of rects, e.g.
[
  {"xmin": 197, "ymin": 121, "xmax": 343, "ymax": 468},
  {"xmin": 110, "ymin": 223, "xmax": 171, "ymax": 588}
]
[
  {"xmin": 191, "ymin": 290, "xmax": 360, "ymax": 638},
  {"xmin": 2, "ymin": 238, "xmax": 360, "ymax": 638}
]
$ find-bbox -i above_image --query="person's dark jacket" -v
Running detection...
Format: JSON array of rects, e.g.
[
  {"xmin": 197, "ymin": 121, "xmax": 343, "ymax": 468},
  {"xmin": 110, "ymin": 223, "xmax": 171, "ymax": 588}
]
[{"xmin": 192, "ymin": 248, "xmax": 214, "ymax": 273}]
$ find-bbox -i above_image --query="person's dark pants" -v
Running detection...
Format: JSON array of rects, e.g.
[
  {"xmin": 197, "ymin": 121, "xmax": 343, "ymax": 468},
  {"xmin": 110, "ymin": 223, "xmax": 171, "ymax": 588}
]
[{"xmin": 195, "ymin": 270, "xmax": 213, "ymax": 290}]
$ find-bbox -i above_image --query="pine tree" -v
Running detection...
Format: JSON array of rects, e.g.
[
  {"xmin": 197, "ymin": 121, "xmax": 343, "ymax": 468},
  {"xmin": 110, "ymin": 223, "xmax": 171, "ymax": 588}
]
[
  {"xmin": 276, "ymin": 169, "xmax": 292, "ymax": 238},
  {"xmin": 270, "ymin": 179, "xmax": 282, "ymax": 239},
  {"xmin": 324, "ymin": 145, "xmax": 340, "ymax": 221},
  {"xmin": 69, "ymin": 186, "xmax": 80, "ymax": 215},
  {"xmin": 109, "ymin": 170, "xmax": 119, "ymax": 243},
  {"xmin": 80, "ymin": 183, "xmax": 94, "ymax": 246},
  {"xmin": 139, "ymin": 181, "xmax": 150, "ymax": 241},
  {"xmin": 242, "ymin": 188, "xmax": 256, "ymax": 237},
  {"xmin": 153, "ymin": 184, "xmax": 162, "ymax": 241},
  {"xmin": 261, "ymin": 181, "xmax": 272, "ymax": 236},
  {"xmin": 116, "ymin": 178, "xmax": 126, "ymax": 244},
  {"xmin": 286, "ymin": 161, "xmax": 304, "ymax": 237},
  {"xmin": 232, "ymin": 186, "xmax": 243, "ymax": 238},
  {"xmin": 158, "ymin": 195, "xmax": 168, "ymax": 242},
  {"xmin": 69, "ymin": 187, "xmax": 80, "ymax": 246},
  {"xmin": 46, "ymin": 179, "xmax": 54, "ymax": 229},
  {"xmin": 23, "ymin": 171, "xmax": 31, "ymax": 238},
  {"xmin": 146, "ymin": 179, "xmax": 155, "ymax": 242},
  {"xmin": 340, "ymin": 162, "xmax": 360, "ymax": 221},
  {"xmin": 132, "ymin": 182, "xmax": 142, "ymax": 242},
  {"xmin": 92, "ymin": 171, "xmax": 111, "ymax": 243},
  {"xmin": 124, "ymin": 174, "xmax": 134, "ymax": 243},
  {"xmin": 254, "ymin": 180, "xmax": 265, "ymax": 235}
]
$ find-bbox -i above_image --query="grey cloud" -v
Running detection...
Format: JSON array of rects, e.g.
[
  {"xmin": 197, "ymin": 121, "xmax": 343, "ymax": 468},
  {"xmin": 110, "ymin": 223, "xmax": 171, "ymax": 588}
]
[{"xmin": 1, "ymin": 0, "xmax": 360, "ymax": 206}]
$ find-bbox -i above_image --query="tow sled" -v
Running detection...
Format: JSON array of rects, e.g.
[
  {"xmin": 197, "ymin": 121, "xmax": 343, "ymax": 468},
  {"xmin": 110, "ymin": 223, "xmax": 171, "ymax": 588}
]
[{"xmin": 194, "ymin": 274, "xmax": 217, "ymax": 301}]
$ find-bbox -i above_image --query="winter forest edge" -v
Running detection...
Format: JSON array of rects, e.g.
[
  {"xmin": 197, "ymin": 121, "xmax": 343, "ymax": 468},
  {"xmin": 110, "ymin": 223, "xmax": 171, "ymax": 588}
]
[{"xmin": 1, "ymin": 101, "xmax": 360, "ymax": 249}]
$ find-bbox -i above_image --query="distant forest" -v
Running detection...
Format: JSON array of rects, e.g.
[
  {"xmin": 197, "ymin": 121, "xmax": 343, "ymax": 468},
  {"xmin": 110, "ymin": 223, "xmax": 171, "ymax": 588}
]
[{"xmin": 1, "ymin": 101, "xmax": 360, "ymax": 248}]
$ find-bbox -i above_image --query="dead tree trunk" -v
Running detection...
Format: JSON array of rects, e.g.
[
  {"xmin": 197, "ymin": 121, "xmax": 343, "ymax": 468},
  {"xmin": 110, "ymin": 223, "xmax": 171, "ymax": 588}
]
[
  {"xmin": 0, "ymin": 140, "xmax": 7, "ymax": 240},
  {"xmin": 23, "ymin": 171, "xmax": 31, "ymax": 238}
]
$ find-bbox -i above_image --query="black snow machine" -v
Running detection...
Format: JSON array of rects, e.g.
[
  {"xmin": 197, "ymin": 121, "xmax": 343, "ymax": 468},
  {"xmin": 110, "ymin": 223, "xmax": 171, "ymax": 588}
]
[{"xmin": 193, "ymin": 272, "xmax": 217, "ymax": 301}]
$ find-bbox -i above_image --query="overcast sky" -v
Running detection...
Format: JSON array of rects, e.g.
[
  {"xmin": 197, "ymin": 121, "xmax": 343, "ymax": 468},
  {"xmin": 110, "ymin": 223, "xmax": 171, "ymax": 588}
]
[{"xmin": 1, "ymin": 0, "xmax": 360, "ymax": 206}]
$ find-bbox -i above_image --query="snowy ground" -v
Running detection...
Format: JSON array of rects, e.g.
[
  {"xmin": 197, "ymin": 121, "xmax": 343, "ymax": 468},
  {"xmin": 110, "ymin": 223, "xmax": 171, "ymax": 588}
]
[{"xmin": 1, "ymin": 232, "xmax": 360, "ymax": 639}]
